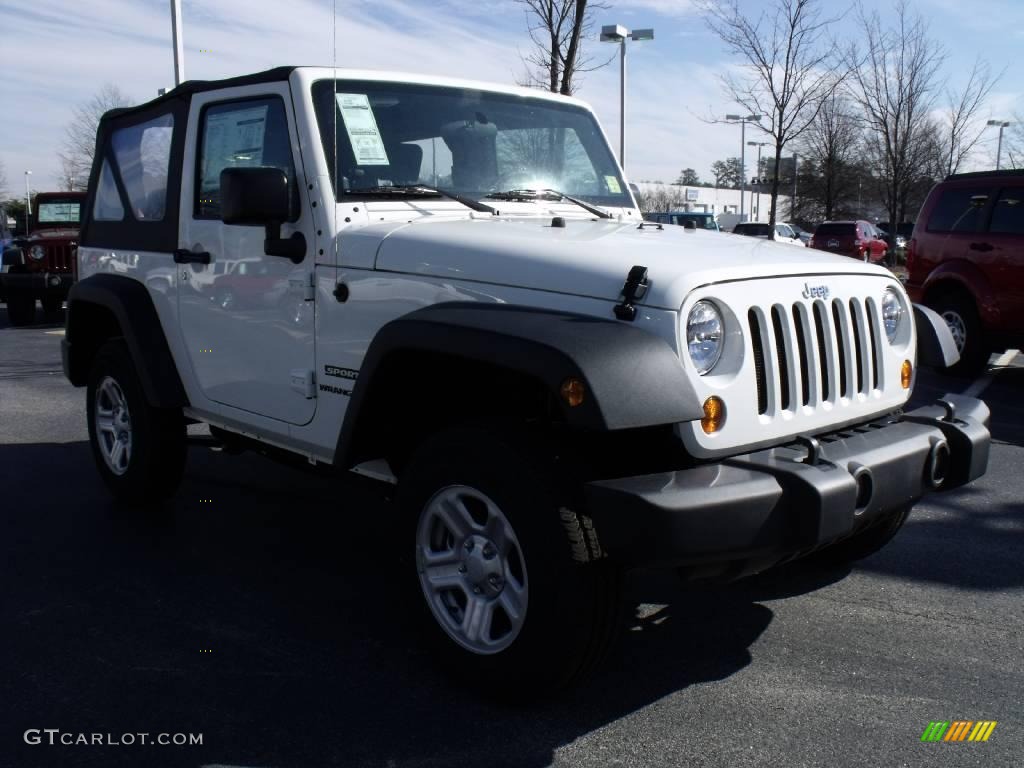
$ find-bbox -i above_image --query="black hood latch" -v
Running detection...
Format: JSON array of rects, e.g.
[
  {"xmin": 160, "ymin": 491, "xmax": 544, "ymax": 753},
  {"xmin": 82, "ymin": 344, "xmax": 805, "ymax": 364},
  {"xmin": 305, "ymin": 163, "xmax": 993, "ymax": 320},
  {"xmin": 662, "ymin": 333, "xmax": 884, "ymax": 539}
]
[{"xmin": 614, "ymin": 265, "xmax": 649, "ymax": 322}]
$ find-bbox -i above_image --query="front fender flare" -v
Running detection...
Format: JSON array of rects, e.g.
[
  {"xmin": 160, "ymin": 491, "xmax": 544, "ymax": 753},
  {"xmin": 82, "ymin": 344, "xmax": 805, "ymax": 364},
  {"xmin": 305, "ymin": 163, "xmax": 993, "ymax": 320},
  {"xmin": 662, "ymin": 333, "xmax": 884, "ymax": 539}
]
[{"xmin": 334, "ymin": 303, "xmax": 702, "ymax": 467}]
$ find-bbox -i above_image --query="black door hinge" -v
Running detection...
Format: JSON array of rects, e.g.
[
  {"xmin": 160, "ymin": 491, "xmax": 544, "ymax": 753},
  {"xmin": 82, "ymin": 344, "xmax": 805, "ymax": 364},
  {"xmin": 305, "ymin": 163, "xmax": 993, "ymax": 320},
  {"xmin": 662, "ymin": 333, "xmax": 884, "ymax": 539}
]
[{"xmin": 614, "ymin": 265, "xmax": 649, "ymax": 321}]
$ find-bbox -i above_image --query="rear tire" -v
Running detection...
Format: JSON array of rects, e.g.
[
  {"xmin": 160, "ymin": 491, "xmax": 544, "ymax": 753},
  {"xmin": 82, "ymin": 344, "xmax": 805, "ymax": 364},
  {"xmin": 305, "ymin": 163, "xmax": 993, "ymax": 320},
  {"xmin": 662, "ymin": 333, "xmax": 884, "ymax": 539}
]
[
  {"xmin": 806, "ymin": 505, "xmax": 912, "ymax": 568},
  {"xmin": 86, "ymin": 339, "xmax": 186, "ymax": 505},
  {"xmin": 929, "ymin": 293, "xmax": 988, "ymax": 376},
  {"xmin": 400, "ymin": 427, "xmax": 621, "ymax": 699},
  {"xmin": 7, "ymin": 295, "xmax": 36, "ymax": 326}
]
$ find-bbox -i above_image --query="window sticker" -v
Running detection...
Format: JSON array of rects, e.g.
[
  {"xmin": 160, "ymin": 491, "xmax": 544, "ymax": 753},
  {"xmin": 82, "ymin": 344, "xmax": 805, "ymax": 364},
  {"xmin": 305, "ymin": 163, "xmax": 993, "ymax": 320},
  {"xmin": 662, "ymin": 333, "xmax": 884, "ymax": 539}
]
[
  {"xmin": 201, "ymin": 105, "xmax": 269, "ymax": 191},
  {"xmin": 336, "ymin": 93, "xmax": 390, "ymax": 166},
  {"xmin": 605, "ymin": 175, "xmax": 621, "ymax": 194}
]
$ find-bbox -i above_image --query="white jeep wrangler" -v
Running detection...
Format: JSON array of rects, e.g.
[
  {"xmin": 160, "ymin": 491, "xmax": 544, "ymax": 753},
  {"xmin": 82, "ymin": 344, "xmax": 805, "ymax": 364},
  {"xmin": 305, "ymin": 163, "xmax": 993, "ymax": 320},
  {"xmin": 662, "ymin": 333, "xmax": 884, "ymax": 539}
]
[{"xmin": 63, "ymin": 66, "xmax": 990, "ymax": 696}]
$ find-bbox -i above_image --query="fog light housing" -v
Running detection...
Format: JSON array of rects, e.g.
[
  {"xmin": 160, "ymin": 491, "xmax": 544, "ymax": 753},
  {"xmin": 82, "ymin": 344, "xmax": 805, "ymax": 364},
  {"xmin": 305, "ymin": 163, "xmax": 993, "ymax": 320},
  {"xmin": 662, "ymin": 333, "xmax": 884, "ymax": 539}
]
[
  {"xmin": 560, "ymin": 377, "xmax": 585, "ymax": 407},
  {"xmin": 901, "ymin": 360, "xmax": 913, "ymax": 389},
  {"xmin": 701, "ymin": 396, "xmax": 726, "ymax": 434}
]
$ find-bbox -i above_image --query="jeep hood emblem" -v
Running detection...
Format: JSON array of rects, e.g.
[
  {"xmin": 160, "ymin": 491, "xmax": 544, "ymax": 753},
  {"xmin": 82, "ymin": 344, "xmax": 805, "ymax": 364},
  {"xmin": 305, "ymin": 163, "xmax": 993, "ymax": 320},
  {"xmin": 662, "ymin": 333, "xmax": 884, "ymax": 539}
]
[{"xmin": 802, "ymin": 282, "xmax": 830, "ymax": 300}]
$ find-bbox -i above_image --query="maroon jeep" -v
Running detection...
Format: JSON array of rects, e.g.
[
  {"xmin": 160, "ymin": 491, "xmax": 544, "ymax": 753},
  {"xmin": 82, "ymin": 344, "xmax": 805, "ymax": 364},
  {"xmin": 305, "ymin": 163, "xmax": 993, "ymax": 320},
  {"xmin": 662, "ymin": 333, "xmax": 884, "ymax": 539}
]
[{"xmin": 0, "ymin": 191, "xmax": 85, "ymax": 326}]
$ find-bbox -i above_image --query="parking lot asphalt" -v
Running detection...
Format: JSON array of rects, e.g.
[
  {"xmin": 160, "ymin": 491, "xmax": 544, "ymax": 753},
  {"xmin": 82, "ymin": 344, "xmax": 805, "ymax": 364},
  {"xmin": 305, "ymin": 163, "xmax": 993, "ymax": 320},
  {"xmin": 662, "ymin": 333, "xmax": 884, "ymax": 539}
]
[{"xmin": 1, "ymin": 306, "xmax": 1022, "ymax": 768}]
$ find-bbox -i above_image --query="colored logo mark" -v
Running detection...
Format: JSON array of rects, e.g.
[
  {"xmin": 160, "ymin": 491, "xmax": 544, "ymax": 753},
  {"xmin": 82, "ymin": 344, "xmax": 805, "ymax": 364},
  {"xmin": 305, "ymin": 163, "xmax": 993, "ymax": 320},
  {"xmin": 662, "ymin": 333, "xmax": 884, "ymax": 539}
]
[{"xmin": 921, "ymin": 720, "xmax": 997, "ymax": 742}]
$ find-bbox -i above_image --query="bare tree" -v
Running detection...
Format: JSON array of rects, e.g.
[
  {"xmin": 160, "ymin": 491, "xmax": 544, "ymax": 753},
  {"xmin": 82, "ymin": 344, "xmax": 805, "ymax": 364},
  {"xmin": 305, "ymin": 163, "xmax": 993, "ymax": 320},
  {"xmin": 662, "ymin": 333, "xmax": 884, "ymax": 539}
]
[
  {"xmin": 516, "ymin": 0, "xmax": 609, "ymax": 95},
  {"xmin": 0, "ymin": 160, "xmax": 8, "ymax": 200},
  {"xmin": 57, "ymin": 84, "xmax": 132, "ymax": 191},
  {"xmin": 846, "ymin": 1, "xmax": 943, "ymax": 228},
  {"xmin": 940, "ymin": 59, "xmax": 1000, "ymax": 176},
  {"xmin": 701, "ymin": 0, "xmax": 845, "ymax": 237},
  {"xmin": 797, "ymin": 92, "xmax": 861, "ymax": 220}
]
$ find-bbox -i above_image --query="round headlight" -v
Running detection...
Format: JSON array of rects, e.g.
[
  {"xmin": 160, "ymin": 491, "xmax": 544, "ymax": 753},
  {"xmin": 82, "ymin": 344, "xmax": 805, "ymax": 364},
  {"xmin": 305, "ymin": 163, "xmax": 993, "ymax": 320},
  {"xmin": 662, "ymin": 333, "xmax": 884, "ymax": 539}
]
[
  {"xmin": 882, "ymin": 287, "xmax": 904, "ymax": 343},
  {"xmin": 29, "ymin": 245, "xmax": 46, "ymax": 261},
  {"xmin": 687, "ymin": 300, "xmax": 724, "ymax": 375}
]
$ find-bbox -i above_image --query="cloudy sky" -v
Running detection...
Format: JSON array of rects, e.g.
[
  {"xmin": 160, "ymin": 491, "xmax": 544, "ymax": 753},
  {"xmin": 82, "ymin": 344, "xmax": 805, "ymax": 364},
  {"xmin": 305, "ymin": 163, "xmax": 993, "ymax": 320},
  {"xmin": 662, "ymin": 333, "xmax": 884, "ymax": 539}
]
[{"xmin": 2, "ymin": 0, "xmax": 1022, "ymax": 195}]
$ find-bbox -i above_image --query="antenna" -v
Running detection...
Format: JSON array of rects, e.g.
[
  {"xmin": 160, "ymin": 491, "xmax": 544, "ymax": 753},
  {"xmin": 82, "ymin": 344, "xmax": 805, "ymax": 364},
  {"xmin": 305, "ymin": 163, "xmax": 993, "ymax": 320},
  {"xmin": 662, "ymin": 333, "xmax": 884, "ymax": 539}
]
[{"xmin": 333, "ymin": 0, "xmax": 338, "ymax": 264}]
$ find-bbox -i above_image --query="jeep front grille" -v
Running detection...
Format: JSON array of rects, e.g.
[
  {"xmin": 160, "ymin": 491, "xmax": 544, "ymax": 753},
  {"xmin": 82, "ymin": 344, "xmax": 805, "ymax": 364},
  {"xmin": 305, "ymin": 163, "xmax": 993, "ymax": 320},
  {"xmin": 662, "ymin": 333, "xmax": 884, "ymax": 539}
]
[{"xmin": 748, "ymin": 296, "xmax": 884, "ymax": 417}]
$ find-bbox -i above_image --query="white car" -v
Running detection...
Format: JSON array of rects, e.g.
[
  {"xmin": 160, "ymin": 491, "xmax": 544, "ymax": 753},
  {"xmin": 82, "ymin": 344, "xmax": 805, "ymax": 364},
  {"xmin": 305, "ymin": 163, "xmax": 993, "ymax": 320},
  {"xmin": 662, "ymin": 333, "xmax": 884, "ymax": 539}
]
[
  {"xmin": 62, "ymin": 66, "xmax": 989, "ymax": 697},
  {"xmin": 732, "ymin": 221, "xmax": 805, "ymax": 246}
]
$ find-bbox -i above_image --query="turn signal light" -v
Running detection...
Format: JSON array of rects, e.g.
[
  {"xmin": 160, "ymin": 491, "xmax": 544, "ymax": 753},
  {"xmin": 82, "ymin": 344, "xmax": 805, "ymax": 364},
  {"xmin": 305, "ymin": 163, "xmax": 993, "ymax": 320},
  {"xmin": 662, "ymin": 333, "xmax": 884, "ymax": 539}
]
[
  {"xmin": 701, "ymin": 396, "xmax": 726, "ymax": 434},
  {"xmin": 560, "ymin": 378, "xmax": 585, "ymax": 407},
  {"xmin": 901, "ymin": 360, "xmax": 913, "ymax": 389}
]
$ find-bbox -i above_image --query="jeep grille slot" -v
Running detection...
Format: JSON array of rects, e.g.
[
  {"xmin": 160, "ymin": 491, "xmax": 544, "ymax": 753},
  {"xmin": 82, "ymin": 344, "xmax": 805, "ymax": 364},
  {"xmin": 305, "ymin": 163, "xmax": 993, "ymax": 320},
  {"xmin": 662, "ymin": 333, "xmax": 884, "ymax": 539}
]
[
  {"xmin": 770, "ymin": 305, "xmax": 792, "ymax": 412},
  {"xmin": 749, "ymin": 308, "xmax": 768, "ymax": 415},
  {"xmin": 812, "ymin": 301, "xmax": 831, "ymax": 402},
  {"xmin": 865, "ymin": 298, "xmax": 882, "ymax": 390},
  {"xmin": 831, "ymin": 299, "xmax": 851, "ymax": 399},
  {"xmin": 792, "ymin": 304, "xmax": 811, "ymax": 406}
]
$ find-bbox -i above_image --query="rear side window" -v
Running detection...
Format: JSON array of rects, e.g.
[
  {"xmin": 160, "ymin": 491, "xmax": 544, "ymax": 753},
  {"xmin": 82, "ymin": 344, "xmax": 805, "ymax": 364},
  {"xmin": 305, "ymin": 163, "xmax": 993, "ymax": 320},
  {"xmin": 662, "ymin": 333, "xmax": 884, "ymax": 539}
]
[
  {"xmin": 110, "ymin": 113, "xmax": 174, "ymax": 221},
  {"xmin": 195, "ymin": 97, "xmax": 297, "ymax": 220},
  {"xmin": 926, "ymin": 187, "xmax": 992, "ymax": 233},
  {"xmin": 81, "ymin": 100, "xmax": 184, "ymax": 252},
  {"xmin": 989, "ymin": 188, "xmax": 1024, "ymax": 234}
]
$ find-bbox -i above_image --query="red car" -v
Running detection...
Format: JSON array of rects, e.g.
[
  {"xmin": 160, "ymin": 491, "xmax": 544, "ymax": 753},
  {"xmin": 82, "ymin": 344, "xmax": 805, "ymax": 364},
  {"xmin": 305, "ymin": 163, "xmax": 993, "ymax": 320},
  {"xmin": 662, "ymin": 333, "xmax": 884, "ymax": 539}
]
[
  {"xmin": 905, "ymin": 169, "xmax": 1024, "ymax": 374},
  {"xmin": 0, "ymin": 191, "xmax": 85, "ymax": 325},
  {"xmin": 809, "ymin": 220, "xmax": 890, "ymax": 265}
]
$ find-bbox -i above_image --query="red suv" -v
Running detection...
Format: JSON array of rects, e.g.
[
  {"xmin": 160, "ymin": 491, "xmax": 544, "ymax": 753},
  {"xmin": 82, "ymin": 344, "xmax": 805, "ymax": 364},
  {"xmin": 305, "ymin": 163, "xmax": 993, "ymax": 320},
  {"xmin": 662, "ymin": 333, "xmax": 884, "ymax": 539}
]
[
  {"xmin": 0, "ymin": 191, "xmax": 85, "ymax": 326},
  {"xmin": 906, "ymin": 170, "xmax": 1024, "ymax": 374},
  {"xmin": 809, "ymin": 220, "xmax": 890, "ymax": 265}
]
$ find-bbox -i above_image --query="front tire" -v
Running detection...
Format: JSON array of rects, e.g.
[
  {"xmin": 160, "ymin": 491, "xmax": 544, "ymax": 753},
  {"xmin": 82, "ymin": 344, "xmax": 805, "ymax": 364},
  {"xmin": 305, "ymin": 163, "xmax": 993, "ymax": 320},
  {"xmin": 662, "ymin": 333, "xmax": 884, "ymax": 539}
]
[
  {"xmin": 86, "ymin": 339, "xmax": 186, "ymax": 505},
  {"xmin": 400, "ymin": 428, "xmax": 621, "ymax": 698},
  {"xmin": 7, "ymin": 295, "xmax": 36, "ymax": 326}
]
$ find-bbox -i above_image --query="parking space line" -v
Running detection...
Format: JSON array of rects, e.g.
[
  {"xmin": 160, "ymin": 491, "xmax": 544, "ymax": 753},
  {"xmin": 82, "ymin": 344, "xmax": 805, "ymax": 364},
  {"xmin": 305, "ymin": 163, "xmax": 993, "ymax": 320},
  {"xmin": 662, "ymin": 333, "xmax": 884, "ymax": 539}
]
[{"xmin": 962, "ymin": 349, "xmax": 1020, "ymax": 398}]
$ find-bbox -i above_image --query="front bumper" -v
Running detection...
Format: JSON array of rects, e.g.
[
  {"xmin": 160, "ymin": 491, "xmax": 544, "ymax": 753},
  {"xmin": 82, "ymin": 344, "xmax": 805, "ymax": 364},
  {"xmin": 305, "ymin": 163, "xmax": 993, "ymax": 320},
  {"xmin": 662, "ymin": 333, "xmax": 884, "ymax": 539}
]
[
  {"xmin": 584, "ymin": 394, "xmax": 990, "ymax": 572},
  {"xmin": 0, "ymin": 271, "xmax": 73, "ymax": 297}
]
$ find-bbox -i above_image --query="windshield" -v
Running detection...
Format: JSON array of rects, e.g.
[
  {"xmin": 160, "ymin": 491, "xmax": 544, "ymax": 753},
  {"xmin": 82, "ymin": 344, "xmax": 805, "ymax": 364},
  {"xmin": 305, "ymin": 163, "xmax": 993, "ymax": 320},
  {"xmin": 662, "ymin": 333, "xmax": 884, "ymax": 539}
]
[
  {"xmin": 312, "ymin": 80, "xmax": 632, "ymax": 209},
  {"xmin": 36, "ymin": 200, "xmax": 81, "ymax": 225}
]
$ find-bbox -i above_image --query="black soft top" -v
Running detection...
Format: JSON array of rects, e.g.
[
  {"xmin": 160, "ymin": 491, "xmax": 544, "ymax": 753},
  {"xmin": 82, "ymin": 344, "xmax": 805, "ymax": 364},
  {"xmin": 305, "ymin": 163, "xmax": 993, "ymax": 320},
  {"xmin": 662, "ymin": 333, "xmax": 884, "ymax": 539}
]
[{"xmin": 100, "ymin": 66, "xmax": 296, "ymax": 124}]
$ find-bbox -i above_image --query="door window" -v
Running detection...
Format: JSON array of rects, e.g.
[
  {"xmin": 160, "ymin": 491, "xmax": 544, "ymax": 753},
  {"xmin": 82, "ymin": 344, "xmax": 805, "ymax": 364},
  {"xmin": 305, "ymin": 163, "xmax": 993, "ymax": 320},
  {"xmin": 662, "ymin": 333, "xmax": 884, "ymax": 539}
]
[{"xmin": 195, "ymin": 97, "xmax": 297, "ymax": 220}]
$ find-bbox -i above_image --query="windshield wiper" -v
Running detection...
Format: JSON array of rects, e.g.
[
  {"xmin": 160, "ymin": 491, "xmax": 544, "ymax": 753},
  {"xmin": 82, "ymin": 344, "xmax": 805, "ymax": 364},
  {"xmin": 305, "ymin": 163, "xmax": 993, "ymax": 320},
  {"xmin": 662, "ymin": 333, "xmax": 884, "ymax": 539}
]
[
  {"xmin": 342, "ymin": 184, "xmax": 496, "ymax": 214},
  {"xmin": 485, "ymin": 188, "xmax": 613, "ymax": 219}
]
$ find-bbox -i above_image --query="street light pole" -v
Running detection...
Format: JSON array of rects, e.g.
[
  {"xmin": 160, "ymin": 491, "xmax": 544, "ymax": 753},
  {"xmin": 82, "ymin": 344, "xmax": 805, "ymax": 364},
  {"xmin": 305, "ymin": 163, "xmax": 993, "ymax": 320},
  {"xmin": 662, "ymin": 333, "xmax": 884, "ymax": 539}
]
[
  {"xmin": 748, "ymin": 141, "xmax": 768, "ymax": 221},
  {"xmin": 601, "ymin": 25, "xmax": 654, "ymax": 169},
  {"xmin": 987, "ymin": 120, "xmax": 1011, "ymax": 170},
  {"xmin": 727, "ymin": 114, "xmax": 761, "ymax": 220},
  {"xmin": 170, "ymin": 0, "xmax": 185, "ymax": 87},
  {"xmin": 24, "ymin": 170, "xmax": 32, "ymax": 233}
]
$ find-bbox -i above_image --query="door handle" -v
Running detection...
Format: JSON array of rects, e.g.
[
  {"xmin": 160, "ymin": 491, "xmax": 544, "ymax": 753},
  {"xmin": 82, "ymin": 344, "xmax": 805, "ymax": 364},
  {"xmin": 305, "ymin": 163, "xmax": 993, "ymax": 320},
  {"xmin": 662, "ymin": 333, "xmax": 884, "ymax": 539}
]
[
  {"xmin": 173, "ymin": 248, "xmax": 211, "ymax": 264},
  {"xmin": 969, "ymin": 242, "xmax": 994, "ymax": 252}
]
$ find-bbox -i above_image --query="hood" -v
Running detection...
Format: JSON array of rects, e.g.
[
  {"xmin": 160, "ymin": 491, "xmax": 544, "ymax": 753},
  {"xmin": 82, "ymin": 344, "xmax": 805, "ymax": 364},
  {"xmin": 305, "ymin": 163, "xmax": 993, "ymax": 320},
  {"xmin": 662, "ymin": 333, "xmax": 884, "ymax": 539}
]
[
  {"xmin": 30, "ymin": 227, "xmax": 80, "ymax": 240},
  {"xmin": 371, "ymin": 216, "xmax": 892, "ymax": 310}
]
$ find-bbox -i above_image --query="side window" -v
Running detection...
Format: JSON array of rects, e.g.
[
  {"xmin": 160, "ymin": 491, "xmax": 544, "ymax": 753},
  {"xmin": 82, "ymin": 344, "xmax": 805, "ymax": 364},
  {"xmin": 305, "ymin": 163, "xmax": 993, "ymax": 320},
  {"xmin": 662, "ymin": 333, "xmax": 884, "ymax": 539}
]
[
  {"xmin": 196, "ymin": 97, "xmax": 296, "ymax": 220},
  {"xmin": 926, "ymin": 187, "xmax": 992, "ymax": 233},
  {"xmin": 988, "ymin": 188, "xmax": 1024, "ymax": 234},
  {"xmin": 93, "ymin": 158, "xmax": 125, "ymax": 221},
  {"xmin": 110, "ymin": 113, "xmax": 174, "ymax": 221}
]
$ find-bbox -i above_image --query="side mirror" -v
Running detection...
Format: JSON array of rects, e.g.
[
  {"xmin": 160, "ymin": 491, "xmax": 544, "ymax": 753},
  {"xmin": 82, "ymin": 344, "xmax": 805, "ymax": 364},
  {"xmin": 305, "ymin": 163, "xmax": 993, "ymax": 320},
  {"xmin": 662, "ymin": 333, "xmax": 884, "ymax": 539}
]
[{"xmin": 220, "ymin": 167, "xmax": 305, "ymax": 263}]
